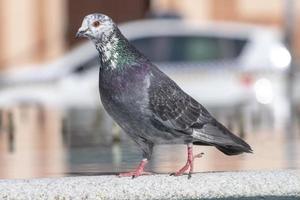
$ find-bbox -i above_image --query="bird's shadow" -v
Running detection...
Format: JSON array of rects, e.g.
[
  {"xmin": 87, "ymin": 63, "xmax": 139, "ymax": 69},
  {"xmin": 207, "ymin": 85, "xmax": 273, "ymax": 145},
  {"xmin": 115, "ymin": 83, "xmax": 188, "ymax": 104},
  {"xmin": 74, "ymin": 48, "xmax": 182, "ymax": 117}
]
[
  {"xmin": 66, "ymin": 170, "xmax": 223, "ymax": 177},
  {"xmin": 66, "ymin": 172, "xmax": 118, "ymax": 176}
]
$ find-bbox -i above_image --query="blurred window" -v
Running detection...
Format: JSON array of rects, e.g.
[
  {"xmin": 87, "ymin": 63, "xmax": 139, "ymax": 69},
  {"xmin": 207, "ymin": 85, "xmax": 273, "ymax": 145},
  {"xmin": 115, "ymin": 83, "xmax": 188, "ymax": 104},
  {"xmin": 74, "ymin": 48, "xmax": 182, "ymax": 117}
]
[{"xmin": 131, "ymin": 36, "xmax": 247, "ymax": 62}]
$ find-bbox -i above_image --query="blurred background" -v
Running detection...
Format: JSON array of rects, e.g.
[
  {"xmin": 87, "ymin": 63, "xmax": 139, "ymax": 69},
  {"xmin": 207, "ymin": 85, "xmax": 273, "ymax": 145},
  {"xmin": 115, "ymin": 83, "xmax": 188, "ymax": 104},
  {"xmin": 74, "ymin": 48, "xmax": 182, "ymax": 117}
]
[{"xmin": 0, "ymin": 0, "xmax": 299, "ymax": 179}]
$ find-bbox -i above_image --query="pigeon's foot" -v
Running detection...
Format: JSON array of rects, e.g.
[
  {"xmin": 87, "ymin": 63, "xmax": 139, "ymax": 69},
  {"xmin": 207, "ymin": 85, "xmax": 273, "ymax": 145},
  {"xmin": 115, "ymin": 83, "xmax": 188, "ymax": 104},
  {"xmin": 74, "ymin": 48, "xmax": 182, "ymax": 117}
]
[
  {"xmin": 170, "ymin": 144, "xmax": 204, "ymax": 179},
  {"xmin": 118, "ymin": 159, "xmax": 151, "ymax": 178}
]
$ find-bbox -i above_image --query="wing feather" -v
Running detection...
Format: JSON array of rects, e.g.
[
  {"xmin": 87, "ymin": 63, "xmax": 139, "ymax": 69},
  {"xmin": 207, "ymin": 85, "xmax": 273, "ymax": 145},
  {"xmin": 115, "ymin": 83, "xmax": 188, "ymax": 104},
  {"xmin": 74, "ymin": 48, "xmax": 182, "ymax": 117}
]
[
  {"xmin": 147, "ymin": 66, "xmax": 252, "ymax": 154},
  {"xmin": 148, "ymin": 67, "xmax": 213, "ymax": 132}
]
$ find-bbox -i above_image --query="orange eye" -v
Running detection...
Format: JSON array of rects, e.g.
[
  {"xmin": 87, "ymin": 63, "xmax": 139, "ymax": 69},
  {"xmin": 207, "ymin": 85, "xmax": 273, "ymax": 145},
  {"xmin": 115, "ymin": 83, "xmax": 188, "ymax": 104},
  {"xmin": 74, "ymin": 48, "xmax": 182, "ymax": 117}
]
[{"xmin": 92, "ymin": 21, "xmax": 101, "ymax": 28}]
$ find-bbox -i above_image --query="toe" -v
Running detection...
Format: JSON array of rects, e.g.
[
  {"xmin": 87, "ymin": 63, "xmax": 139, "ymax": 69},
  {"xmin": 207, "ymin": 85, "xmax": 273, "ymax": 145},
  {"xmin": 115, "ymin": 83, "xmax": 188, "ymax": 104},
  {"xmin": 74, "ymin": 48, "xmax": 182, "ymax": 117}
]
[{"xmin": 193, "ymin": 152, "xmax": 204, "ymax": 160}]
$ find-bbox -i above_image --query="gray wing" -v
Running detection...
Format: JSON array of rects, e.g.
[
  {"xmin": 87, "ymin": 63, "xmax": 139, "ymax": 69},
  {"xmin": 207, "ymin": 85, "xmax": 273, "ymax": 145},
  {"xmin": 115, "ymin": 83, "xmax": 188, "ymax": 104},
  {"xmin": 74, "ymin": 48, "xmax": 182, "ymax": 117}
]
[
  {"xmin": 148, "ymin": 67, "xmax": 213, "ymax": 132},
  {"xmin": 148, "ymin": 66, "xmax": 252, "ymax": 154}
]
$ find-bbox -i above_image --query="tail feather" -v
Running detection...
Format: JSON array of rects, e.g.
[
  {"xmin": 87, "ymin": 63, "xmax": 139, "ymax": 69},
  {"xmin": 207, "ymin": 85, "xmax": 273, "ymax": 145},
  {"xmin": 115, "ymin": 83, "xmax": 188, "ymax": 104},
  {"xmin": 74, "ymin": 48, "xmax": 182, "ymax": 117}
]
[
  {"xmin": 192, "ymin": 119, "xmax": 253, "ymax": 155},
  {"xmin": 215, "ymin": 145, "xmax": 252, "ymax": 155}
]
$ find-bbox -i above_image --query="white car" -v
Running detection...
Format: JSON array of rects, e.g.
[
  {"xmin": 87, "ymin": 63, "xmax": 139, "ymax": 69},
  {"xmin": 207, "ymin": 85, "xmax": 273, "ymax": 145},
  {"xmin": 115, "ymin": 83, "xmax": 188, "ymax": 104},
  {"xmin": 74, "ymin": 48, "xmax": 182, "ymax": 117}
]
[{"xmin": 0, "ymin": 19, "xmax": 291, "ymax": 119}]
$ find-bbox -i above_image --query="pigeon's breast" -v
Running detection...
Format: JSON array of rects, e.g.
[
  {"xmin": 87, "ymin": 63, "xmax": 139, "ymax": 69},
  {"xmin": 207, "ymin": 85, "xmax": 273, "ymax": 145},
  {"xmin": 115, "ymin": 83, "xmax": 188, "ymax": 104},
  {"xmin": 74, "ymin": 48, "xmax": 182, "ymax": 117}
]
[{"xmin": 98, "ymin": 68, "xmax": 151, "ymax": 128}]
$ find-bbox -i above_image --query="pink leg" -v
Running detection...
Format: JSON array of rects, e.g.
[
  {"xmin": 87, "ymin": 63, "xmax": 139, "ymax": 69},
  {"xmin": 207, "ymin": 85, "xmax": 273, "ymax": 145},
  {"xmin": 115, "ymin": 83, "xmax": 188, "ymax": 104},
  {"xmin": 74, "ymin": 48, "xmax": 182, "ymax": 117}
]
[
  {"xmin": 170, "ymin": 144, "xmax": 204, "ymax": 179},
  {"xmin": 118, "ymin": 159, "xmax": 152, "ymax": 178}
]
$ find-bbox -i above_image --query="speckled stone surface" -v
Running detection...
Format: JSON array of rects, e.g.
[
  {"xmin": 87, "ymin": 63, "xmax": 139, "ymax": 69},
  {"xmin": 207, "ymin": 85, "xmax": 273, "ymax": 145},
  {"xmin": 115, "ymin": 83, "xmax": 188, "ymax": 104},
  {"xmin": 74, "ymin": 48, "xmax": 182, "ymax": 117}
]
[{"xmin": 0, "ymin": 170, "xmax": 299, "ymax": 200}]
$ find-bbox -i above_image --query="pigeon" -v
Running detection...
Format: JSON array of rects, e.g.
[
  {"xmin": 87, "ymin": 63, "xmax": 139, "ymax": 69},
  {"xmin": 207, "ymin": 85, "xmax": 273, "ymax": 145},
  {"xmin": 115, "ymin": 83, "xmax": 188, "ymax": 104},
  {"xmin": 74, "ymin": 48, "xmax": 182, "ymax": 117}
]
[{"xmin": 76, "ymin": 13, "xmax": 252, "ymax": 178}]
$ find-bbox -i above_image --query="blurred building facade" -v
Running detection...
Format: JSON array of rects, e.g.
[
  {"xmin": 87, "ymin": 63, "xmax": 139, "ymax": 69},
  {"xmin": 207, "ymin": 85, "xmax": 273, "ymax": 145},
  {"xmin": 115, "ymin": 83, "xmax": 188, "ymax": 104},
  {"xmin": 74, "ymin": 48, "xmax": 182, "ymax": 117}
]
[
  {"xmin": 0, "ymin": 0, "xmax": 149, "ymax": 70},
  {"xmin": 151, "ymin": 0, "xmax": 300, "ymax": 55},
  {"xmin": 0, "ymin": 0, "xmax": 299, "ymax": 70},
  {"xmin": 0, "ymin": 0, "xmax": 67, "ymax": 70}
]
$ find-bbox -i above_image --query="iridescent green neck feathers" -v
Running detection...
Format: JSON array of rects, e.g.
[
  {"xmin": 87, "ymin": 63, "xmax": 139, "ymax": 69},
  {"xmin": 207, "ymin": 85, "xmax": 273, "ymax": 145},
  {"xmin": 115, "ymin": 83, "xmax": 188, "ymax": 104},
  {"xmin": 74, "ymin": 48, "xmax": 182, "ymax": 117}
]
[{"xmin": 95, "ymin": 28, "xmax": 141, "ymax": 70}]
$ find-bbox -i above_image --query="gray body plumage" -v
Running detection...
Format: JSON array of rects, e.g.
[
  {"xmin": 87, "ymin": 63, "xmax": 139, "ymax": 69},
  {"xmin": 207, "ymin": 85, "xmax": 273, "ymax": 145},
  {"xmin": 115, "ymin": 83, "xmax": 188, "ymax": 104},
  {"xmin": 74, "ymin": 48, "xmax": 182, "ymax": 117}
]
[{"xmin": 78, "ymin": 14, "xmax": 252, "ymax": 161}]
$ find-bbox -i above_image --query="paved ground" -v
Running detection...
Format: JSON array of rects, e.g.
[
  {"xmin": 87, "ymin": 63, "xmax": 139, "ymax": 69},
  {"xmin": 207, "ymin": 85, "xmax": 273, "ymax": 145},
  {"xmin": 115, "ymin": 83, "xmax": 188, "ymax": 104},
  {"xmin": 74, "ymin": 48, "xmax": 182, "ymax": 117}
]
[{"xmin": 0, "ymin": 170, "xmax": 299, "ymax": 200}]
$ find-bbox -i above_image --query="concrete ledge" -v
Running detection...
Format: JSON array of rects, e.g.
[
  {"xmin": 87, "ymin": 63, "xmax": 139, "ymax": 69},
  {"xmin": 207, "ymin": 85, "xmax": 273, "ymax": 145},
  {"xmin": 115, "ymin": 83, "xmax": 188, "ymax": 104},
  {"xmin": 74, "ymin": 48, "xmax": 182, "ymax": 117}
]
[{"xmin": 0, "ymin": 170, "xmax": 299, "ymax": 199}]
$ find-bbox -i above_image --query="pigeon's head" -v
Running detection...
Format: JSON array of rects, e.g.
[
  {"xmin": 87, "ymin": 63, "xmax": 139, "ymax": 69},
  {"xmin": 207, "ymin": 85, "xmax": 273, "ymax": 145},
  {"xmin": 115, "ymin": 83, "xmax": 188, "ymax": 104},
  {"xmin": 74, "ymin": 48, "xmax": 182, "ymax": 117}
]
[{"xmin": 76, "ymin": 13, "xmax": 115, "ymax": 41}]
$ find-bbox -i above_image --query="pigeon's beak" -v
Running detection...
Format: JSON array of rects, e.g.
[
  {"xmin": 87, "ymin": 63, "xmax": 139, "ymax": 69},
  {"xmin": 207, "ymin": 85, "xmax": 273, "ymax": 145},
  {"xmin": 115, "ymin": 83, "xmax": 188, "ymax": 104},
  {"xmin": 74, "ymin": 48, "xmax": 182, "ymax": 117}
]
[{"xmin": 76, "ymin": 27, "xmax": 89, "ymax": 38}]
